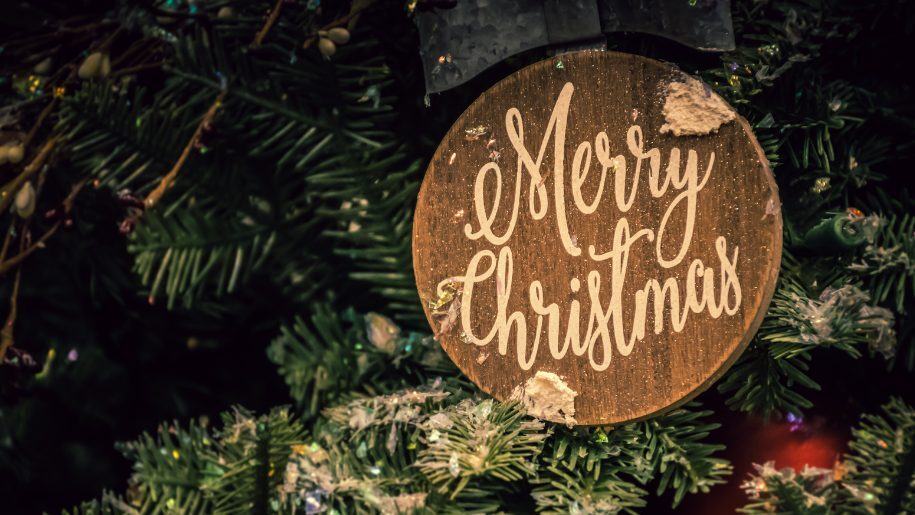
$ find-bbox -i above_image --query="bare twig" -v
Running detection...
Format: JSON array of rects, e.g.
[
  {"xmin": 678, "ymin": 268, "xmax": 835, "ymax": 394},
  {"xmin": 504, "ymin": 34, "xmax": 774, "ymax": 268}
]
[
  {"xmin": 0, "ymin": 137, "xmax": 58, "ymax": 214},
  {"xmin": 0, "ymin": 267, "xmax": 23, "ymax": 363},
  {"xmin": 23, "ymin": 99, "xmax": 59, "ymax": 149},
  {"xmin": 143, "ymin": 91, "xmax": 226, "ymax": 210},
  {"xmin": 110, "ymin": 38, "xmax": 160, "ymax": 68},
  {"xmin": 0, "ymin": 178, "xmax": 86, "ymax": 277},
  {"xmin": 252, "ymin": 0, "xmax": 285, "ymax": 47},
  {"xmin": 0, "ymin": 221, "xmax": 15, "ymax": 264}
]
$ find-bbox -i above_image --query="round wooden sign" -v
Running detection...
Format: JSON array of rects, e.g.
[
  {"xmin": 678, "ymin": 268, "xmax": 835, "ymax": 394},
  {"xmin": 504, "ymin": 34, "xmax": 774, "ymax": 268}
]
[{"xmin": 413, "ymin": 51, "xmax": 781, "ymax": 426}]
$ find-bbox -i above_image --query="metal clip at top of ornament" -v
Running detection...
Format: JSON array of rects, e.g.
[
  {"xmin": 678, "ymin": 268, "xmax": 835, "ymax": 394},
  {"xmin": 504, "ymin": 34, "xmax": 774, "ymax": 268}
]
[{"xmin": 416, "ymin": 0, "xmax": 736, "ymax": 95}]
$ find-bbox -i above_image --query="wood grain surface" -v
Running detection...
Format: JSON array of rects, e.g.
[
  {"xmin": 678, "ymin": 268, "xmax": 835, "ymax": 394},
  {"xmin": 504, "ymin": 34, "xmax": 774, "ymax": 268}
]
[{"xmin": 412, "ymin": 50, "xmax": 782, "ymax": 426}]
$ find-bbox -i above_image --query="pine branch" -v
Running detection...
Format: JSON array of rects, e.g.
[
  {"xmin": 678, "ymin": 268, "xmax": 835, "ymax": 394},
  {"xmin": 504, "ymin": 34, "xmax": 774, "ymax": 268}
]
[
  {"xmin": 115, "ymin": 417, "xmax": 214, "ymax": 513},
  {"xmin": 415, "ymin": 399, "xmax": 549, "ymax": 498},
  {"xmin": 636, "ymin": 405, "xmax": 733, "ymax": 507},
  {"xmin": 204, "ymin": 407, "xmax": 307, "ymax": 515},
  {"xmin": 720, "ymin": 262, "xmax": 896, "ymax": 418},
  {"xmin": 61, "ymin": 492, "xmax": 137, "ymax": 515},
  {"xmin": 718, "ymin": 344, "xmax": 818, "ymax": 419},
  {"xmin": 128, "ymin": 198, "xmax": 288, "ymax": 308},
  {"xmin": 845, "ymin": 398, "xmax": 915, "ymax": 513},
  {"xmin": 55, "ymin": 83, "xmax": 193, "ymax": 192},
  {"xmin": 740, "ymin": 398, "xmax": 915, "ymax": 514},
  {"xmin": 532, "ymin": 426, "xmax": 648, "ymax": 514},
  {"xmin": 267, "ymin": 305, "xmax": 453, "ymax": 418},
  {"xmin": 850, "ymin": 213, "xmax": 915, "ymax": 314}
]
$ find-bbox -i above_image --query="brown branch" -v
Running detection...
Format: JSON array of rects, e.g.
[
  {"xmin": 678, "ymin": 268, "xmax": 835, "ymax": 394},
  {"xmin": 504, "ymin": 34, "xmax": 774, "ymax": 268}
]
[
  {"xmin": 23, "ymin": 99, "xmax": 59, "ymax": 149},
  {"xmin": 0, "ymin": 267, "xmax": 23, "ymax": 363},
  {"xmin": 110, "ymin": 38, "xmax": 157, "ymax": 68},
  {"xmin": 302, "ymin": 1, "xmax": 376, "ymax": 49},
  {"xmin": 19, "ymin": 32, "xmax": 92, "ymax": 149},
  {"xmin": 95, "ymin": 27, "xmax": 123, "ymax": 54},
  {"xmin": 143, "ymin": 91, "xmax": 226, "ymax": 210},
  {"xmin": 0, "ymin": 221, "xmax": 62, "ymax": 277},
  {"xmin": 0, "ymin": 221, "xmax": 15, "ymax": 264},
  {"xmin": 147, "ymin": 6, "xmax": 210, "ymax": 21},
  {"xmin": 0, "ymin": 178, "xmax": 85, "ymax": 277},
  {"xmin": 111, "ymin": 60, "xmax": 165, "ymax": 78},
  {"xmin": 252, "ymin": 0, "xmax": 285, "ymax": 47},
  {"xmin": 2, "ymin": 19, "xmax": 113, "ymax": 49}
]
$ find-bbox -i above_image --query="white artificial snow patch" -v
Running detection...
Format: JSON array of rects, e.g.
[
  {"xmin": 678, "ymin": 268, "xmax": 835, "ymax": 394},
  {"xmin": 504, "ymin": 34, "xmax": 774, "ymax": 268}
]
[
  {"xmin": 660, "ymin": 77, "xmax": 736, "ymax": 136},
  {"xmin": 512, "ymin": 371, "xmax": 577, "ymax": 426},
  {"xmin": 763, "ymin": 195, "xmax": 779, "ymax": 220}
]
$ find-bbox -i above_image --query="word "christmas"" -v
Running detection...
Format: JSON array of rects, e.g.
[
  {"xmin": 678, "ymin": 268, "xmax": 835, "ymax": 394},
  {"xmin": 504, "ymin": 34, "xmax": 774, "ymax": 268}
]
[{"xmin": 441, "ymin": 82, "xmax": 742, "ymax": 372}]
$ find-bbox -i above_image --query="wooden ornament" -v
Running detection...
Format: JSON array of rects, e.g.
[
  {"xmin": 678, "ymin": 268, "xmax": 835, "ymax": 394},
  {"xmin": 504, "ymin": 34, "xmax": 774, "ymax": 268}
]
[{"xmin": 412, "ymin": 51, "xmax": 782, "ymax": 426}]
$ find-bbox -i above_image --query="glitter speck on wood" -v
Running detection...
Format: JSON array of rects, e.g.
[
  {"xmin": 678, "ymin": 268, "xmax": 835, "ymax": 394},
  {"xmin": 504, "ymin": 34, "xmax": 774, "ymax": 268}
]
[{"xmin": 463, "ymin": 125, "xmax": 489, "ymax": 141}]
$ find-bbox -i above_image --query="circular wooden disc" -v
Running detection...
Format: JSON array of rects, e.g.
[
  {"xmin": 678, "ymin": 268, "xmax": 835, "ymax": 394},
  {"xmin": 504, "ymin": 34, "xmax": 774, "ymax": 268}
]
[{"xmin": 413, "ymin": 51, "xmax": 781, "ymax": 425}]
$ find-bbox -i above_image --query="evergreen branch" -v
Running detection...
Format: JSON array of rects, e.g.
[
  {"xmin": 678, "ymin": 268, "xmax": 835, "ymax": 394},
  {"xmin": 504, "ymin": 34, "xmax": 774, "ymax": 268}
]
[
  {"xmin": 61, "ymin": 492, "xmax": 137, "ymax": 515},
  {"xmin": 533, "ymin": 426, "xmax": 648, "ymax": 514},
  {"xmin": 115, "ymin": 417, "xmax": 215, "ymax": 514},
  {"xmin": 166, "ymin": 69, "xmax": 336, "ymax": 134},
  {"xmin": 55, "ymin": 82, "xmax": 192, "ymax": 192},
  {"xmin": 288, "ymin": 380, "xmax": 463, "ymax": 513},
  {"xmin": 128, "ymin": 198, "xmax": 289, "ymax": 309},
  {"xmin": 720, "ymin": 263, "xmax": 897, "ymax": 418},
  {"xmin": 415, "ymin": 399, "xmax": 549, "ymax": 498},
  {"xmin": 637, "ymin": 405, "xmax": 733, "ymax": 507},
  {"xmin": 845, "ymin": 398, "xmax": 915, "ymax": 513},
  {"xmin": 739, "ymin": 461, "xmax": 840, "ymax": 514},
  {"xmin": 267, "ymin": 305, "xmax": 452, "ymax": 418},
  {"xmin": 204, "ymin": 407, "xmax": 307, "ymax": 515},
  {"xmin": 741, "ymin": 398, "xmax": 915, "ymax": 513},
  {"xmin": 718, "ymin": 344, "xmax": 818, "ymax": 419},
  {"xmin": 885, "ymin": 438, "xmax": 915, "ymax": 515},
  {"xmin": 850, "ymin": 213, "xmax": 915, "ymax": 314}
]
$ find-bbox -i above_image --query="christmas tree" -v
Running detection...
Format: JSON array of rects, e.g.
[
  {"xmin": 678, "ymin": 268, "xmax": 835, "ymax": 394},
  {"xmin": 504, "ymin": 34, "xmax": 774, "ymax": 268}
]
[{"xmin": 1, "ymin": 0, "xmax": 913, "ymax": 513}]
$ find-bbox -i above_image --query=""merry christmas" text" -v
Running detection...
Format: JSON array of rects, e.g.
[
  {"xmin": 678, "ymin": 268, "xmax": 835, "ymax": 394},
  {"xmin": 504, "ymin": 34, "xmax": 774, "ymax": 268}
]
[{"xmin": 440, "ymin": 82, "xmax": 741, "ymax": 371}]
